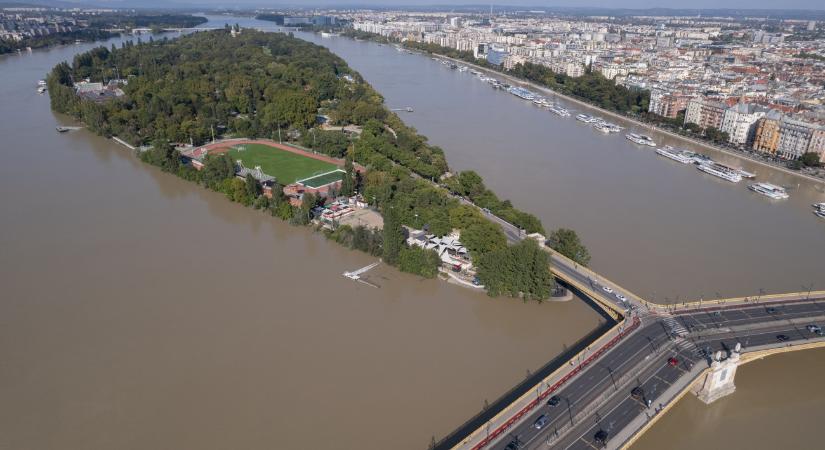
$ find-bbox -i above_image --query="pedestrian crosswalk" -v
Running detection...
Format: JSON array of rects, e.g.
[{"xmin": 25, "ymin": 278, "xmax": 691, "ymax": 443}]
[
  {"xmin": 674, "ymin": 338, "xmax": 700, "ymax": 356},
  {"xmin": 663, "ymin": 316, "xmax": 688, "ymax": 337}
]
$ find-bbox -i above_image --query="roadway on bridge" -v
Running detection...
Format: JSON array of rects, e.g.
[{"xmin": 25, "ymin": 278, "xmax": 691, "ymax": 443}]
[{"xmin": 489, "ymin": 299, "xmax": 825, "ymax": 450}]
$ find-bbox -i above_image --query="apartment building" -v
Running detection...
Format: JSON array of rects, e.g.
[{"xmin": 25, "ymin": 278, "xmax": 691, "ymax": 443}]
[
  {"xmin": 720, "ymin": 103, "xmax": 767, "ymax": 146},
  {"xmin": 685, "ymin": 98, "xmax": 727, "ymax": 130}
]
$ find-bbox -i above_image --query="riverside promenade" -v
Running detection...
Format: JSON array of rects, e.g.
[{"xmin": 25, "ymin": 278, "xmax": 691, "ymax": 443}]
[{"xmin": 429, "ymin": 52, "xmax": 825, "ymax": 186}]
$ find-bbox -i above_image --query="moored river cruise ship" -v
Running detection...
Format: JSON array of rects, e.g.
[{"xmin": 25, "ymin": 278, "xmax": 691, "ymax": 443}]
[
  {"xmin": 748, "ymin": 182, "xmax": 789, "ymax": 199},
  {"xmin": 697, "ymin": 162, "xmax": 743, "ymax": 183},
  {"xmin": 625, "ymin": 133, "xmax": 657, "ymax": 147},
  {"xmin": 655, "ymin": 146, "xmax": 693, "ymax": 164}
]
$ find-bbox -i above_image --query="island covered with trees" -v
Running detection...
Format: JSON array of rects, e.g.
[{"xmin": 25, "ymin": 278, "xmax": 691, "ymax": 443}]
[
  {"xmin": 0, "ymin": 12, "xmax": 207, "ymax": 55},
  {"xmin": 47, "ymin": 28, "xmax": 589, "ymax": 300}
]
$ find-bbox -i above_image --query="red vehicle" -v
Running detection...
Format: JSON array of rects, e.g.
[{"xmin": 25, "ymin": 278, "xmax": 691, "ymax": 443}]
[{"xmin": 667, "ymin": 357, "xmax": 679, "ymax": 367}]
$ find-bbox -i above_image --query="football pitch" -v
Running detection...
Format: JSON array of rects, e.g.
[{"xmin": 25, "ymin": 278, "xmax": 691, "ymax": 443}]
[{"xmin": 227, "ymin": 144, "xmax": 338, "ymax": 184}]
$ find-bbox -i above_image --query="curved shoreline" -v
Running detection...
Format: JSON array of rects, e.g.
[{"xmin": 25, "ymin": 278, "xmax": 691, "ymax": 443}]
[{"xmin": 428, "ymin": 52, "xmax": 825, "ymax": 186}]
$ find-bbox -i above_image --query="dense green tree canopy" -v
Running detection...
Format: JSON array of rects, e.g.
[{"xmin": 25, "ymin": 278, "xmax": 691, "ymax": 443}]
[{"xmin": 547, "ymin": 228, "xmax": 591, "ymax": 266}]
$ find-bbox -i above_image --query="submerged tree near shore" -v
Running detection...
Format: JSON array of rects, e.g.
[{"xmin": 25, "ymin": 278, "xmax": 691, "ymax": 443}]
[{"xmin": 47, "ymin": 28, "xmax": 586, "ymax": 299}]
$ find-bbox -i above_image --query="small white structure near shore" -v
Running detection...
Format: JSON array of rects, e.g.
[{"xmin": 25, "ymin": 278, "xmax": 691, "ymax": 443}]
[{"xmin": 406, "ymin": 228, "xmax": 472, "ymax": 271}]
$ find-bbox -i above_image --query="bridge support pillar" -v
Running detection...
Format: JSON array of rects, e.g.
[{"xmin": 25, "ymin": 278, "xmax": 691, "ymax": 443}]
[{"xmin": 692, "ymin": 343, "xmax": 741, "ymax": 404}]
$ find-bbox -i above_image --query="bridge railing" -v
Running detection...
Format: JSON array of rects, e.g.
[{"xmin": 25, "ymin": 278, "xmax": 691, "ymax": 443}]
[{"xmin": 466, "ymin": 317, "xmax": 641, "ymax": 450}]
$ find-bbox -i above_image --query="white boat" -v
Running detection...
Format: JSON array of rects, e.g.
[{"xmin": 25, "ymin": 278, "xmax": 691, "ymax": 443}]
[
  {"xmin": 682, "ymin": 151, "xmax": 712, "ymax": 165},
  {"xmin": 812, "ymin": 202, "xmax": 825, "ymax": 211},
  {"xmin": 37, "ymin": 79, "xmax": 47, "ymax": 86},
  {"xmin": 697, "ymin": 162, "xmax": 743, "ymax": 183},
  {"xmin": 625, "ymin": 133, "xmax": 656, "ymax": 147},
  {"xmin": 576, "ymin": 114, "xmax": 592, "ymax": 122},
  {"xmin": 815, "ymin": 210, "xmax": 825, "ymax": 219},
  {"xmin": 655, "ymin": 146, "xmax": 693, "ymax": 164},
  {"xmin": 594, "ymin": 123, "xmax": 611, "ymax": 133},
  {"xmin": 548, "ymin": 105, "xmax": 570, "ymax": 117},
  {"xmin": 736, "ymin": 168, "xmax": 756, "ymax": 179},
  {"xmin": 749, "ymin": 182, "xmax": 789, "ymax": 199},
  {"xmin": 37, "ymin": 86, "xmax": 46, "ymax": 94}
]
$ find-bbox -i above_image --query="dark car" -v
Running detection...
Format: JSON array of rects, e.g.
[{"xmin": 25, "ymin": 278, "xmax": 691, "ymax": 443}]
[
  {"xmin": 547, "ymin": 395, "xmax": 561, "ymax": 407},
  {"xmin": 533, "ymin": 414, "xmax": 549, "ymax": 430},
  {"xmin": 631, "ymin": 386, "xmax": 644, "ymax": 400},
  {"xmin": 594, "ymin": 429, "xmax": 609, "ymax": 446},
  {"xmin": 766, "ymin": 307, "xmax": 777, "ymax": 314},
  {"xmin": 667, "ymin": 357, "xmax": 679, "ymax": 367},
  {"xmin": 504, "ymin": 439, "xmax": 521, "ymax": 450},
  {"xmin": 776, "ymin": 334, "xmax": 789, "ymax": 342}
]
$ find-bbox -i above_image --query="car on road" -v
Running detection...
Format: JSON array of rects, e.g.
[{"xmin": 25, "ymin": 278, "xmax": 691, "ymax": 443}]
[
  {"xmin": 594, "ymin": 429, "xmax": 609, "ymax": 447},
  {"xmin": 533, "ymin": 414, "xmax": 549, "ymax": 430},
  {"xmin": 667, "ymin": 357, "xmax": 679, "ymax": 367},
  {"xmin": 615, "ymin": 293, "xmax": 627, "ymax": 302},
  {"xmin": 776, "ymin": 334, "xmax": 789, "ymax": 342},
  {"xmin": 602, "ymin": 286, "xmax": 613, "ymax": 294},
  {"xmin": 504, "ymin": 439, "xmax": 521, "ymax": 450},
  {"xmin": 766, "ymin": 307, "xmax": 777, "ymax": 314},
  {"xmin": 547, "ymin": 395, "xmax": 561, "ymax": 407},
  {"xmin": 806, "ymin": 324, "xmax": 822, "ymax": 335},
  {"xmin": 631, "ymin": 386, "xmax": 644, "ymax": 400}
]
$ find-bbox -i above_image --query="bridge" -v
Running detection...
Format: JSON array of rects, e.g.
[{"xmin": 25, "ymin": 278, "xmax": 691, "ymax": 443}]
[{"xmin": 435, "ymin": 200, "xmax": 825, "ymax": 450}]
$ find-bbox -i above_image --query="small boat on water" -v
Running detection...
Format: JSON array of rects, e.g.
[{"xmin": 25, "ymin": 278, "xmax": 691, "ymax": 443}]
[
  {"xmin": 749, "ymin": 182, "xmax": 789, "ymax": 200},
  {"xmin": 683, "ymin": 151, "xmax": 713, "ymax": 165},
  {"xmin": 812, "ymin": 202, "xmax": 825, "ymax": 211},
  {"xmin": 655, "ymin": 146, "xmax": 693, "ymax": 164},
  {"xmin": 37, "ymin": 86, "xmax": 46, "ymax": 94},
  {"xmin": 37, "ymin": 79, "xmax": 47, "ymax": 86},
  {"xmin": 576, "ymin": 114, "xmax": 592, "ymax": 122},
  {"xmin": 56, "ymin": 126, "xmax": 70, "ymax": 133},
  {"xmin": 736, "ymin": 168, "xmax": 756, "ymax": 179},
  {"xmin": 625, "ymin": 133, "xmax": 656, "ymax": 147},
  {"xmin": 697, "ymin": 162, "xmax": 743, "ymax": 183}
]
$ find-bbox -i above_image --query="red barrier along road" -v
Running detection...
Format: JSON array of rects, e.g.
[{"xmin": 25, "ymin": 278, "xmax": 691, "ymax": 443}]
[{"xmin": 471, "ymin": 317, "xmax": 641, "ymax": 450}]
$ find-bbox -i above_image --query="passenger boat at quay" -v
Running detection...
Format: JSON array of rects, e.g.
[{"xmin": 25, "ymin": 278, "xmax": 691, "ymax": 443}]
[
  {"xmin": 748, "ymin": 182, "xmax": 789, "ymax": 199},
  {"xmin": 655, "ymin": 146, "xmax": 693, "ymax": 164},
  {"xmin": 625, "ymin": 133, "xmax": 657, "ymax": 147},
  {"xmin": 697, "ymin": 162, "xmax": 743, "ymax": 183}
]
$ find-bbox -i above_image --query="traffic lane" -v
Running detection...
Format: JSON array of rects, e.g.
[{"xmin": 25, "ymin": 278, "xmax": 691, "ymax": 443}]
[
  {"xmin": 699, "ymin": 325, "xmax": 811, "ymax": 351},
  {"xmin": 542, "ymin": 326, "xmax": 814, "ymax": 450},
  {"xmin": 563, "ymin": 348, "xmax": 703, "ymax": 450},
  {"xmin": 492, "ymin": 325, "xmax": 671, "ymax": 449},
  {"xmin": 551, "ymin": 261, "xmax": 632, "ymax": 310},
  {"xmin": 489, "ymin": 325, "xmax": 668, "ymax": 449},
  {"xmin": 558, "ymin": 353, "xmax": 682, "ymax": 449},
  {"xmin": 678, "ymin": 301, "xmax": 825, "ymax": 331}
]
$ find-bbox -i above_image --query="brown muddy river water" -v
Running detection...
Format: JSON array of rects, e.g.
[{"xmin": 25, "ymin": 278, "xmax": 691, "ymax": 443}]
[{"xmin": 0, "ymin": 15, "xmax": 822, "ymax": 450}]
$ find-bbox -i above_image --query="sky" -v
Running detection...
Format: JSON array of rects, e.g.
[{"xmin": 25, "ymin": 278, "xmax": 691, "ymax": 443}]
[
  {"xmin": 173, "ymin": 0, "xmax": 825, "ymax": 10},
  {"xmin": 35, "ymin": 0, "xmax": 825, "ymax": 12}
]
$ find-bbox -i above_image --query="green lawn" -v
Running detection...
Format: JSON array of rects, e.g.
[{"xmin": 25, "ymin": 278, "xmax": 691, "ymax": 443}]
[
  {"xmin": 300, "ymin": 170, "xmax": 345, "ymax": 188},
  {"xmin": 227, "ymin": 144, "xmax": 338, "ymax": 184}
]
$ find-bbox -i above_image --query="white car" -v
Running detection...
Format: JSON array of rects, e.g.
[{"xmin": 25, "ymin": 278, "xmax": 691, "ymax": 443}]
[
  {"xmin": 602, "ymin": 286, "xmax": 613, "ymax": 294},
  {"xmin": 615, "ymin": 294, "xmax": 627, "ymax": 303}
]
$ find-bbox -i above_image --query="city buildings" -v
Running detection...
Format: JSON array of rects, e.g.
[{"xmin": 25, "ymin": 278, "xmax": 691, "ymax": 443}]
[
  {"xmin": 721, "ymin": 103, "xmax": 767, "ymax": 145},
  {"xmin": 316, "ymin": 9, "xmax": 825, "ymax": 162},
  {"xmin": 685, "ymin": 98, "xmax": 727, "ymax": 130}
]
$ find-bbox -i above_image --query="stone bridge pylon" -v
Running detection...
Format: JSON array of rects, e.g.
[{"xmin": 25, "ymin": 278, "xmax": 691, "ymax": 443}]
[{"xmin": 692, "ymin": 343, "xmax": 741, "ymax": 404}]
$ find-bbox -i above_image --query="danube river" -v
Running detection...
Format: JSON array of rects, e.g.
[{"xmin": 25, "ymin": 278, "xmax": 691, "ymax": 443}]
[{"xmin": 0, "ymin": 14, "xmax": 822, "ymax": 450}]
